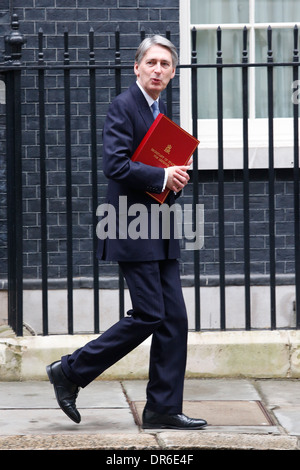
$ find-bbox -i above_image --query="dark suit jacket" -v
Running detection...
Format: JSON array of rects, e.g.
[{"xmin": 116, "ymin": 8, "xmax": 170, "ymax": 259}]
[{"xmin": 97, "ymin": 82, "xmax": 180, "ymax": 262}]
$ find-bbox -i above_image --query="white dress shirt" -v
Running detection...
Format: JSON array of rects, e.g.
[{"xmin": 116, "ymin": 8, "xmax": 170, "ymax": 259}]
[{"xmin": 136, "ymin": 81, "xmax": 168, "ymax": 192}]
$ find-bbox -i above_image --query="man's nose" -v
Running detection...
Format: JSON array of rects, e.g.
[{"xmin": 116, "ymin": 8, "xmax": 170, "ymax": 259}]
[{"xmin": 154, "ymin": 62, "xmax": 162, "ymax": 73}]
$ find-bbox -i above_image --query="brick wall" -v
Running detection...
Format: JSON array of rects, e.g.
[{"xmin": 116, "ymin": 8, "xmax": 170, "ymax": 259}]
[{"xmin": 7, "ymin": 0, "xmax": 180, "ymax": 63}]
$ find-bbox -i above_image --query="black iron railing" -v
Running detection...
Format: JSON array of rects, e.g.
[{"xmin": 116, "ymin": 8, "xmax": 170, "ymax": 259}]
[{"xmin": 2, "ymin": 15, "xmax": 300, "ymax": 335}]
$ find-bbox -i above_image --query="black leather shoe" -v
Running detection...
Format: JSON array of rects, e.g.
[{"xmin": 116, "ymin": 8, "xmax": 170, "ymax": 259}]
[
  {"xmin": 46, "ymin": 360, "xmax": 81, "ymax": 424},
  {"xmin": 142, "ymin": 408, "xmax": 207, "ymax": 430}
]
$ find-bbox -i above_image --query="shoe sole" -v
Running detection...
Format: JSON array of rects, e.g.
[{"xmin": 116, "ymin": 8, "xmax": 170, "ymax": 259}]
[
  {"xmin": 46, "ymin": 364, "xmax": 81, "ymax": 424},
  {"xmin": 142, "ymin": 424, "xmax": 206, "ymax": 430}
]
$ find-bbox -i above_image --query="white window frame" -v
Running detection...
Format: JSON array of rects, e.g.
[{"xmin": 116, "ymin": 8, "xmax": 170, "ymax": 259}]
[{"xmin": 179, "ymin": 0, "xmax": 299, "ymax": 169}]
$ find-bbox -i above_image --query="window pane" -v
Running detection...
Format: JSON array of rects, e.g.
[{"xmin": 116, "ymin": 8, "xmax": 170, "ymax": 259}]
[
  {"xmin": 255, "ymin": 0, "xmax": 300, "ymax": 23},
  {"xmin": 255, "ymin": 28, "xmax": 294, "ymax": 118},
  {"xmin": 196, "ymin": 29, "xmax": 244, "ymax": 118},
  {"xmin": 190, "ymin": 0, "xmax": 249, "ymax": 24}
]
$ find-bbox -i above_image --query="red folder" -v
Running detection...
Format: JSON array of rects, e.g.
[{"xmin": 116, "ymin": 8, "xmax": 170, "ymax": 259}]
[{"xmin": 131, "ymin": 113, "xmax": 200, "ymax": 203}]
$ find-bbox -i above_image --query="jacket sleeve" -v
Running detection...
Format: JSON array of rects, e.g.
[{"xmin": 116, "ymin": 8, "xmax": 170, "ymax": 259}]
[{"xmin": 102, "ymin": 96, "xmax": 165, "ymax": 194}]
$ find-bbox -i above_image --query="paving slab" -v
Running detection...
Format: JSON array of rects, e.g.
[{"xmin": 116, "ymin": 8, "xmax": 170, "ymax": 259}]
[
  {"xmin": 0, "ymin": 409, "xmax": 138, "ymax": 436},
  {"xmin": 270, "ymin": 406, "xmax": 300, "ymax": 436},
  {"xmin": 0, "ymin": 381, "xmax": 137, "ymax": 436},
  {"xmin": 256, "ymin": 379, "xmax": 300, "ymax": 405},
  {"xmin": 0, "ymin": 380, "xmax": 127, "ymax": 409},
  {"xmin": 256, "ymin": 379, "xmax": 300, "ymax": 436}
]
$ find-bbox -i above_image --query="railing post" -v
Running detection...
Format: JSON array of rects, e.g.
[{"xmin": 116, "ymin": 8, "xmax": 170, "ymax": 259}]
[
  {"xmin": 38, "ymin": 28, "xmax": 49, "ymax": 336},
  {"xmin": 115, "ymin": 28, "xmax": 125, "ymax": 320},
  {"xmin": 89, "ymin": 27, "xmax": 100, "ymax": 333},
  {"xmin": 4, "ymin": 14, "xmax": 26, "ymax": 65},
  {"xmin": 293, "ymin": 25, "xmax": 300, "ymax": 328},
  {"xmin": 216, "ymin": 26, "xmax": 226, "ymax": 330},
  {"xmin": 4, "ymin": 14, "xmax": 26, "ymax": 336},
  {"xmin": 191, "ymin": 27, "xmax": 201, "ymax": 331},
  {"xmin": 242, "ymin": 26, "xmax": 251, "ymax": 330},
  {"xmin": 267, "ymin": 26, "xmax": 276, "ymax": 329},
  {"xmin": 63, "ymin": 28, "xmax": 74, "ymax": 335},
  {"xmin": 165, "ymin": 28, "xmax": 173, "ymax": 120}
]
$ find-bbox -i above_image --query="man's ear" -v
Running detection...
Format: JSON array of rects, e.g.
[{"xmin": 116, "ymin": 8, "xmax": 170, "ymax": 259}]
[{"xmin": 134, "ymin": 62, "xmax": 139, "ymax": 78}]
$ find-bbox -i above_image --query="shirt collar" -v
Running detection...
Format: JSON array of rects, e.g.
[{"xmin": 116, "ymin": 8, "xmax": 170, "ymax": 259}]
[{"xmin": 136, "ymin": 80, "xmax": 159, "ymax": 108}]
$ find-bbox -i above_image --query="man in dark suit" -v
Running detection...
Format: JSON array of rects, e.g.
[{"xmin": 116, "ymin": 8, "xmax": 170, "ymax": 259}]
[{"xmin": 46, "ymin": 35, "xmax": 207, "ymax": 430}]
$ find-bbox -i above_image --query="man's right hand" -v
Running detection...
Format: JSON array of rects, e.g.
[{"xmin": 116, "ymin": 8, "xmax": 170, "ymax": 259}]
[{"xmin": 166, "ymin": 157, "xmax": 192, "ymax": 193}]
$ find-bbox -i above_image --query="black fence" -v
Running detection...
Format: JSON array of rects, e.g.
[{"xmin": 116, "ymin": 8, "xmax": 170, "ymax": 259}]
[{"xmin": 2, "ymin": 15, "xmax": 300, "ymax": 336}]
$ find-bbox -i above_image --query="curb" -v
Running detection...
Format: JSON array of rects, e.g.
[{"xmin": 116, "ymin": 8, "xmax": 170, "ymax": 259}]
[
  {"xmin": 1, "ymin": 330, "xmax": 300, "ymax": 381},
  {"xmin": 0, "ymin": 431, "xmax": 298, "ymax": 451}
]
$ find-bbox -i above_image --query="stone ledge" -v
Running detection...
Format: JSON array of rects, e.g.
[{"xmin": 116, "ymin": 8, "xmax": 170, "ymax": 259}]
[
  {"xmin": 157, "ymin": 431, "xmax": 300, "ymax": 451},
  {"xmin": 1, "ymin": 330, "xmax": 300, "ymax": 381}
]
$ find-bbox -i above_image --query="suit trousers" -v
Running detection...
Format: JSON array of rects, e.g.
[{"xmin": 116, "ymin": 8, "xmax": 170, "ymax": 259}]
[{"xmin": 61, "ymin": 259, "xmax": 188, "ymax": 415}]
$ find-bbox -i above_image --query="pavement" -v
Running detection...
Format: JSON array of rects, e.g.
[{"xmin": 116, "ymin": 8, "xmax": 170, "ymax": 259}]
[{"xmin": 1, "ymin": 377, "xmax": 300, "ymax": 452}]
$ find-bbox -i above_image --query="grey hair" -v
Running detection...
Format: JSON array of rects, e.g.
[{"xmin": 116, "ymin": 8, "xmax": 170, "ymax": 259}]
[{"xmin": 135, "ymin": 35, "xmax": 178, "ymax": 68}]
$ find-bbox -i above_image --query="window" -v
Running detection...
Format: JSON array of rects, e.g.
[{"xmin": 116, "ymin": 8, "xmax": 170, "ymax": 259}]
[{"xmin": 179, "ymin": 0, "xmax": 300, "ymax": 169}]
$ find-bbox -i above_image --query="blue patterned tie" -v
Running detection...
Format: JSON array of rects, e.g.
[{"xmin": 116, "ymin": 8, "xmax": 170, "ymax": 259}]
[{"xmin": 151, "ymin": 101, "xmax": 160, "ymax": 119}]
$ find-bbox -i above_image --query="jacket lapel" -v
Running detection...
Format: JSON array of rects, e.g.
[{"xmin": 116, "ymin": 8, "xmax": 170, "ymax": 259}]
[{"xmin": 130, "ymin": 82, "xmax": 156, "ymax": 130}]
